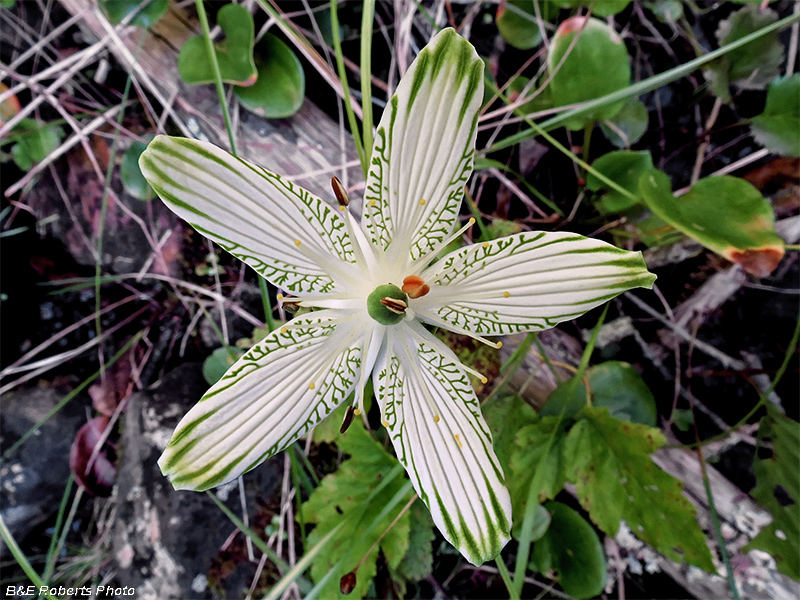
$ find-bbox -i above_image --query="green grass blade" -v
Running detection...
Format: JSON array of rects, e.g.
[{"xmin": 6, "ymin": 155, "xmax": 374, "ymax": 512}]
[
  {"xmin": 0, "ymin": 516, "xmax": 58, "ymax": 600},
  {"xmin": 359, "ymin": 0, "xmax": 375, "ymax": 166}
]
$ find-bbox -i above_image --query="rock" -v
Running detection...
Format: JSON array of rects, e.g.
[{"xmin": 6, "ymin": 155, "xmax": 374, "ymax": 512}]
[
  {"xmin": 0, "ymin": 387, "xmax": 85, "ymax": 556},
  {"xmin": 113, "ymin": 363, "xmax": 281, "ymax": 600}
]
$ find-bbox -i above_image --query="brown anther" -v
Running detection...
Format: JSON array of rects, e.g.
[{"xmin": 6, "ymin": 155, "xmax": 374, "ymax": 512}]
[
  {"xmin": 340, "ymin": 571, "xmax": 357, "ymax": 595},
  {"xmin": 280, "ymin": 296, "xmax": 301, "ymax": 314},
  {"xmin": 402, "ymin": 275, "xmax": 430, "ymax": 299},
  {"xmin": 331, "ymin": 176, "xmax": 349, "ymax": 207},
  {"xmin": 340, "ymin": 405, "xmax": 356, "ymax": 434},
  {"xmin": 380, "ymin": 297, "xmax": 407, "ymax": 314}
]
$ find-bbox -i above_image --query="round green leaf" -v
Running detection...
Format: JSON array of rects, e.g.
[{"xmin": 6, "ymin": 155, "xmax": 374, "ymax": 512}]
[
  {"xmin": 202, "ymin": 346, "xmax": 244, "ymax": 386},
  {"xmin": 541, "ymin": 376, "xmax": 586, "ymax": 419},
  {"xmin": 639, "ymin": 170, "xmax": 785, "ymax": 277},
  {"xmin": 530, "ymin": 502, "xmax": 606, "ymax": 599},
  {"xmin": 555, "ymin": 0, "xmax": 631, "ymax": 17},
  {"xmin": 587, "ymin": 150, "xmax": 653, "ymax": 213},
  {"xmin": 178, "ymin": 4, "xmax": 257, "ymax": 86},
  {"xmin": 508, "ymin": 75, "xmax": 553, "ymax": 116},
  {"xmin": 547, "ymin": 17, "xmax": 631, "ymax": 130},
  {"xmin": 587, "ymin": 361, "xmax": 656, "ymax": 426},
  {"xmin": 752, "ymin": 74, "xmax": 800, "ymax": 158},
  {"xmin": 646, "ymin": 0, "xmax": 683, "ymax": 23},
  {"xmin": 599, "ymin": 98, "xmax": 648, "ymax": 148},
  {"xmin": 121, "ymin": 140, "xmax": 153, "ymax": 200},
  {"xmin": 100, "ymin": 0, "xmax": 168, "ymax": 28},
  {"xmin": 496, "ymin": 0, "xmax": 546, "ymax": 50},
  {"xmin": 10, "ymin": 118, "xmax": 64, "ymax": 171},
  {"xmin": 234, "ymin": 33, "xmax": 305, "ymax": 118}
]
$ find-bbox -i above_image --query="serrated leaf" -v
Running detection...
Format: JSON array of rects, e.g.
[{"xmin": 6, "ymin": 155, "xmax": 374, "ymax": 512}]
[
  {"xmin": 708, "ymin": 6, "xmax": 783, "ymax": 101},
  {"xmin": 483, "ymin": 394, "xmax": 539, "ymax": 467},
  {"xmin": 234, "ymin": 33, "xmax": 305, "ymax": 118},
  {"xmin": 547, "ymin": 16, "xmax": 631, "ymax": 130},
  {"xmin": 300, "ymin": 422, "xmax": 414, "ymax": 599},
  {"xmin": 587, "ymin": 150, "xmax": 653, "ymax": 213},
  {"xmin": 530, "ymin": 502, "xmax": 606, "ymax": 599},
  {"xmin": 10, "ymin": 118, "xmax": 64, "ymax": 171},
  {"xmin": 565, "ymin": 406, "xmax": 715, "ymax": 571},
  {"xmin": 178, "ymin": 4, "xmax": 257, "ymax": 86},
  {"xmin": 744, "ymin": 405, "xmax": 800, "ymax": 581},
  {"xmin": 394, "ymin": 501, "xmax": 435, "ymax": 582},
  {"xmin": 599, "ymin": 98, "xmax": 649, "ymax": 148},
  {"xmin": 509, "ymin": 416, "xmax": 572, "ymax": 528},
  {"xmin": 639, "ymin": 169, "xmax": 785, "ymax": 277},
  {"xmin": 752, "ymin": 74, "xmax": 800, "ymax": 158}
]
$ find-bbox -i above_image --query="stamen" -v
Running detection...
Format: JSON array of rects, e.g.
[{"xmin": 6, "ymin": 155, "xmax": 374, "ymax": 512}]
[
  {"xmin": 353, "ymin": 408, "xmax": 362, "ymax": 416},
  {"xmin": 414, "ymin": 309, "xmax": 504, "ymax": 349},
  {"xmin": 340, "ymin": 405, "xmax": 356, "ymax": 434},
  {"xmin": 380, "ymin": 297, "xmax": 408, "ymax": 314},
  {"xmin": 331, "ymin": 176, "xmax": 349, "ymax": 207},
  {"xmin": 381, "ymin": 420, "xmax": 390, "ymax": 428},
  {"xmin": 402, "ymin": 275, "xmax": 430, "ymax": 299}
]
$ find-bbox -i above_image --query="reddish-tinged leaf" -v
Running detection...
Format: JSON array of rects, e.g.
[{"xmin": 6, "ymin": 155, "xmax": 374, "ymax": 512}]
[{"xmin": 70, "ymin": 416, "xmax": 116, "ymax": 496}]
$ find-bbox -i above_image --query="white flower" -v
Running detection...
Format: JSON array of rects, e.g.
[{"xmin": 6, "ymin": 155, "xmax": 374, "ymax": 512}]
[{"xmin": 140, "ymin": 28, "xmax": 655, "ymax": 565}]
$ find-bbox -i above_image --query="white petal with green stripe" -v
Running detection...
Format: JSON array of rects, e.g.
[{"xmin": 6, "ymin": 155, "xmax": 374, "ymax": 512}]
[
  {"xmin": 415, "ymin": 232, "xmax": 656, "ymax": 336},
  {"xmin": 159, "ymin": 311, "xmax": 369, "ymax": 490},
  {"xmin": 362, "ymin": 28, "xmax": 484, "ymax": 273},
  {"xmin": 375, "ymin": 324, "xmax": 512, "ymax": 565},
  {"xmin": 140, "ymin": 136, "xmax": 358, "ymax": 294}
]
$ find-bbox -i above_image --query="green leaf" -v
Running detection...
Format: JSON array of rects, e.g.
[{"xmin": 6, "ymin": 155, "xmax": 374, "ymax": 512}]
[
  {"xmin": 178, "ymin": 4, "xmax": 258, "ymax": 86},
  {"xmin": 599, "ymin": 98, "xmax": 649, "ymax": 148},
  {"xmin": 530, "ymin": 502, "xmax": 606, "ymax": 599},
  {"xmin": 483, "ymin": 394, "xmax": 539, "ymax": 467},
  {"xmin": 509, "ymin": 416, "xmax": 572, "ymax": 523},
  {"xmin": 10, "ymin": 118, "xmax": 64, "ymax": 171},
  {"xmin": 646, "ymin": 0, "xmax": 683, "ymax": 23},
  {"xmin": 587, "ymin": 150, "xmax": 653, "ymax": 213},
  {"xmin": 496, "ymin": 1, "xmax": 547, "ymax": 50},
  {"xmin": 752, "ymin": 74, "xmax": 800, "ymax": 158},
  {"xmin": 99, "ymin": 0, "xmax": 168, "ymax": 28},
  {"xmin": 635, "ymin": 212, "xmax": 682, "ymax": 248},
  {"xmin": 707, "ymin": 6, "xmax": 783, "ymax": 101},
  {"xmin": 565, "ymin": 406, "xmax": 715, "ymax": 570},
  {"xmin": 555, "ymin": 0, "xmax": 632, "ymax": 17},
  {"xmin": 394, "ymin": 501, "xmax": 435, "ymax": 583},
  {"xmin": 639, "ymin": 169, "xmax": 785, "ymax": 277},
  {"xmin": 508, "ymin": 75, "xmax": 553, "ymax": 116},
  {"xmin": 234, "ymin": 33, "xmax": 305, "ymax": 118},
  {"xmin": 587, "ymin": 361, "xmax": 657, "ymax": 426},
  {"xmin": 547, "ymin": 16, "xmax": 631, "ymax": 130},
  {"xmin": 202, "ymin": 346, "xmax": 243, "ymax": 386},
  {"xmin": 744, "ymin": 405, "xmax": 800, "ymax": 581},
  {"xmin": 540, "ymin": 376, "xmax": 586, "ymax": 420},
  {"xmin": 672, "ymin": 408, "xmax": 694, "ymax": 432},
  {"xmin": 300, "ymin": 422, "xmax": 414, "ymax": 599},
  {"xmin": 120, "ymin": 140, "xmax": 153, "ymax": 200}
]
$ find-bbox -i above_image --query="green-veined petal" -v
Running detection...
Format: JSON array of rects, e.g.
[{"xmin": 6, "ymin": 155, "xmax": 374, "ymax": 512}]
[
  {"xmin": 140, "ymin": 136, "xmax": 357, "ymax": 294},
  {"xmin": 415, "ymin": 231, "xmax": 656, "ymax": 336},
  {"xmin": 374, "ymin": 324, "xmax": 512, "ymax": 565},
  {"xmin": 362, "ymin": 28, "xmax": 484, "ymax": 273},
  {"xmin": 159, "ymin": 311, "xmax": 369, "ymax": 490}
]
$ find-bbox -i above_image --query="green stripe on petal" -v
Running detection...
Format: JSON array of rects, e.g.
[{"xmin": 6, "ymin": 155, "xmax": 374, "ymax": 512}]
[
  {"xmin": 140, "ymin": 135, "xmax": 357, "ymax": 295},
  {"xmin": 375, "ymin": 325, "xmax": 512, "ymax": 565},
  {"xmin": 362, "ymin": 28, "xmax": 484, "ymax": 274},
  {"xmin": 158, "ymin": 311, "xmax": 369, "ymax": 491},
  {"xmin": 415, "ymin": 231, "xmax": 656, "ymax": 336}
]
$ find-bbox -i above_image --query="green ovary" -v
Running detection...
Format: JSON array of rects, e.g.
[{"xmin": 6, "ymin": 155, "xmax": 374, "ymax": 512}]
[{"xmin": 367, "ymin": 284, "xmax": 408, "ymax": 326}]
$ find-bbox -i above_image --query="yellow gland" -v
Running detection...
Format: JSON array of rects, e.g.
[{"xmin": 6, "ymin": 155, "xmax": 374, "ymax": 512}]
[
  {"xmin": 454, "ymin": 434, "xmax": 463, "ymax": 448},
  {"xmin": 294, "ymin": 240, "xmax": 301, "ymax": 246},
  {"xmin": 309, "ymin": 382, "xmax": 316, "ymax": 390},
  {"xmin": 369, "ymin": 200, "xmax": 377, "ymax": 206},
  {"xmin": 382, "ymin": 420, "xmax": 390, "ymax": 427},
  {"xmin": 276, "ymin": 293, "xmax": 284, "ymax": 300},
  {"xmin": 419, "ymin": 198, "xmax": 426, "ymax": 205},
  {"xmin": 280, "ymin": 327, "xmax": 288, "ymax": 333},
  {"xmin": 433, "ymin": 415, "xmax": 440, "ymax": 423},
  {"xmin": 481, "ymin": 376, "xmax": 488, "ymax": 384},
  {"xmin": 482, "ymin": 242, "xmax": 489, "ymax": 248},
  {"xmin": 353, "ymin": 408, "xmax": 362, "ymax": 416},
  {"xmin": 503, "ymin": 291, "xmax": 510, "ymax": 298}
]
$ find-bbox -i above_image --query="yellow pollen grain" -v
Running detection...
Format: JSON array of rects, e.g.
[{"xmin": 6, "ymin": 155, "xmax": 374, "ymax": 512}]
[
  {"xmin": 294, "ymin": 239, "xmax": 302, "ymax": 246},
  {"xmin": 433, "ymin": 415, "xmax": 440, "ymax": 423},
  {"xmin": 369, "ymin": 200, "xmax": 377, "ymax": 207},
  {"xmin": 482, "ymin": 242, "xmax": 489, "ymax": 248},
  {"xmin": 280, "ymin": 326, "xmax": 288, "ymax": 334},
  {"xmin": 454, "ymin": 434, "xmax": 463, "ymax": 448},
  {"xmin": 382, "ymin": 420, "xmax": 390, "ymax": 427},
  {"xmin": 309, "ymin": 382, "xmax": 316, "ymax": 390},
  {"xmin": 503, "ymin": 291, "xmax": 510, "ymax": 298},
  {"xmin": 419, "ymin": 198, "xmax": 426, "ymax": 206},
  {"xmin": 353, "ymin": 408, "xmax": 362, "ymax": 416}
]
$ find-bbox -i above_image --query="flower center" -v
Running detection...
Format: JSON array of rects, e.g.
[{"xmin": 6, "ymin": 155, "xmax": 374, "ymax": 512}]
[{"xmin": 367, "ymin": 284, "xmax": 408, "ymax": 325}]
